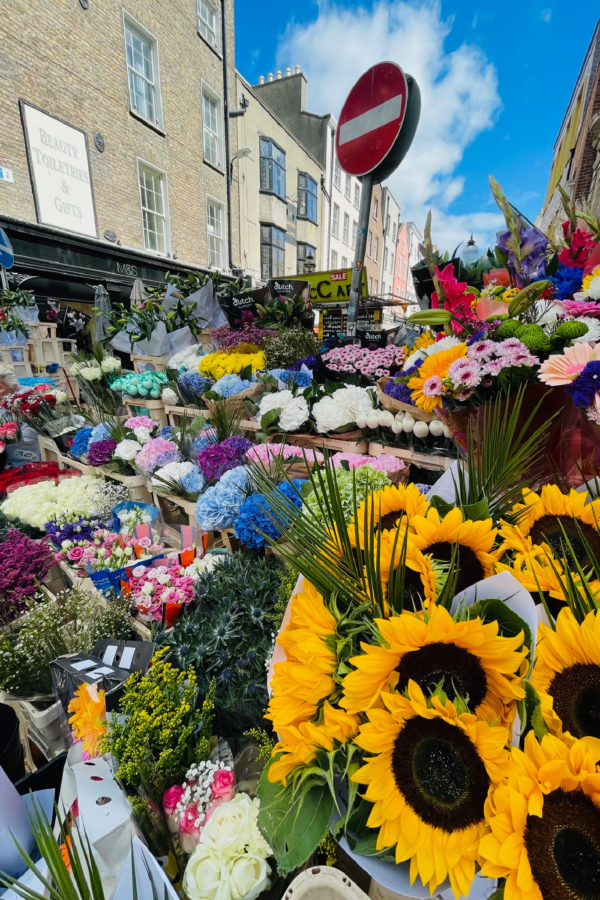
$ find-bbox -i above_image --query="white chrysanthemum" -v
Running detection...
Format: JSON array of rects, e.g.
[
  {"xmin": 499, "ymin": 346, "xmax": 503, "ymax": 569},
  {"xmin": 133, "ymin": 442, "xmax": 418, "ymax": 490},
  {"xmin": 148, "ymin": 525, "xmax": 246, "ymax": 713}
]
[
  {"xmin": 424, "ymin": 336, "xmax": 462, "ymax": 355},
  {"xmin": 259, "ymin": 390, "xmax": 293, "ymax": 417},
  {"xmin": 114, "ymin": 439, "xmax": 142, "ymax": 461},
  {"xmin": 278, "ymin": 396, "xmax": 309, "ymax": 431},
  {"xmin": 573, "ymin": 316, "xmax": 600, "ymax": 343}
]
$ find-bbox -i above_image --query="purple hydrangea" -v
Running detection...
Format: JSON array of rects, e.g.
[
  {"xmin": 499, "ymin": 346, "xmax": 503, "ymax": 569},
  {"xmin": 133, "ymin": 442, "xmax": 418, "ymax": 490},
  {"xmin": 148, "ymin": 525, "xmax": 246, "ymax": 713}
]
[
  {"xmin": 383, "ymin": 380, "xmax": 413, "ymax": 404},
  {"xmin": 197, "ymin": 436, "xmax": 251, "ymax": 483},
  {"xmin": 87, "ymin": 438, "xmax": 117, "ymax": 466}
]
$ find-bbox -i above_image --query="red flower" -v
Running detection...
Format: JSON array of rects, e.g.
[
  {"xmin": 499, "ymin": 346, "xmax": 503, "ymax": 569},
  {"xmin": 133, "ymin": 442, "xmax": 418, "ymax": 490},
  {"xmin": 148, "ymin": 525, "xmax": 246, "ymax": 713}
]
[
  {"xmin": 558, "ymin": 227, "xmax": 595, "ymax": 268},
  {"xmin": 431, "ymin": 264, "xmax": 477, "ymax": 334}
]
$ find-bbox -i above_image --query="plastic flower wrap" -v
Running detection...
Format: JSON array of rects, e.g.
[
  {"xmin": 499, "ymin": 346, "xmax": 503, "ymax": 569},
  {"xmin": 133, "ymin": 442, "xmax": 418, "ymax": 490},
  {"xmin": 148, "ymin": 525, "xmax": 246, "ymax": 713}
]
[
  {"xmin": 234, "ymin": 479, "xmax": 305, "ymax": 549},
  {"xmin": 135, "ymin": 437, "xmax": 182, "ymax": 475},
  {"xmin": 195, "ymin": 465, "xmax": 250, "ymax": 530}
]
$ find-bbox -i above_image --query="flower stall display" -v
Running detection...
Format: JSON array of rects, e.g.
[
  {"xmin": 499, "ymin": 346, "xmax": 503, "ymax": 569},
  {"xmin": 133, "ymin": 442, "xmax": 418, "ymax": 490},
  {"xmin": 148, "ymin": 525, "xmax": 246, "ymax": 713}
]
[
  {"xmin": 168, "ymin": 343, "xmax": 207, "ymax": 373},
  {"xmin": 195, "ymin": 465, "xmax": 250, "ymax": 531},
  {"xmin": 303, "ymin": 464, "xmax": 391, "ymax": 522},
  {"xmin": 212, "ymin": 322, "xmax": 275, "ymax": 351},
  {"xmin": 197, "ymin": 436, "xmax": 251, "ymax": 484},
  {"xmin": 44, "ymin": 513, "xmax": 110, "ymax": 546},
  {"xmin": 69, "ymin": 354, "xmax": 122, "ymax": 409},
  {"xmin": 312, "ymin": 385, "xmax": 375, "ymax": 434},
  {"xmin": 57, "ymin": 528, "xmax": 163, "ymax": 578},
  {"xmin": 135, "ymin": 436, "xmax": 182, "ymax": 476},
  {"xmin": 234, "ymin": 479, "xmax": 305, "ymax": 549},
  {"xmin": 257, "ymin": 390, "xmax": 311, "ymax": 434},
  {"xmin": 125, "ymin": 554, "xmax": 215, "ymax": 624},
  {"xmin": 2, "ymin": 384, "xmax": 73, "ymax": 438},
  {"xmin": 110, "ymin": 369, "xmax": 169, "ymax": 399},
  {"xmin": 0, "ymin": 529, "xmax": 54, "ymax": 626},
  {"xmin": 198, "ymin": 350, "xmax": 265, "ymax": 381},
  {"xmin": 262, "ymin": 327, "xmax": 319, "ymax": 370},
  {"xmin": 0, "ymin": 474, "xmax": 110, "ymax": 531},
  {"xmin": 322, "ymin": 344, "xmax": 405, "ymax": 382}
]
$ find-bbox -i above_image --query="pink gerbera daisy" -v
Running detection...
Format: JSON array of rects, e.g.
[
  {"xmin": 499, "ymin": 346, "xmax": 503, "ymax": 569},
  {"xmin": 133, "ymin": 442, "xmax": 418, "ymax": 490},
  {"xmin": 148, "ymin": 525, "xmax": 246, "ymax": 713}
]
[{"xmin": 538, "ymin": 342, "xmax": 600, "ymax": 386}]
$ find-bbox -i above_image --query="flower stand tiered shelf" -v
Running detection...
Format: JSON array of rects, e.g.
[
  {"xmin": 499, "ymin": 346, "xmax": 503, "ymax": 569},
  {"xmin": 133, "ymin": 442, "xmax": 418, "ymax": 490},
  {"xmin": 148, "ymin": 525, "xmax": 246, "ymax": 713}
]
[
  {"xmin": 99, "ymin": 467, "xmax": 153, "ymax": 503},
  {"xmin": 367, "ymin": 441, "xmax": 455, "ymax": 472},
  {"xmin": 37, "ymin": 435, "xmax": 63, "ymax": 464},
  {"xmin": 0, "ymin": 343, "xmax": 32, "ymax": 378},
  {"xmin": 272, "ymin": 431, "xmax": 369, "ymax": 454},
  {"xmin": 124, "ymin": 396, "xmax": 168, "ymax": 428},
  {"xmin": 131, "ymin": 353, "xmax": 168, "ymax": 373},
  {"xmin": 164, "ymin": 404, "xmax": 205, "ymax": 427}
]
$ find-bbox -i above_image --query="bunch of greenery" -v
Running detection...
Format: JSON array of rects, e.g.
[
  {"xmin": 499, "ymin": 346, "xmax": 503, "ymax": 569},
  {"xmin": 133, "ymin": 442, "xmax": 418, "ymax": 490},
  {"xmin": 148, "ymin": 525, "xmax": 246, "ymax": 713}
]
[
  {"xmin": 256, "ymin": 292, "xmax": 312, "ymax": 328},
  {"xmin": 303, "ymin": 464, "xmax": 391, "ymax": 522},
  {"xmin": 263, "ymin": 327, "xmax": 319, "ymax": 369},
  {"xmin": 103, "ymin": 648, "xmax": 215, "ymax": 801},
  {"xmin": 0, "ymin": 587, "xmax": 133, "ymax": 698},
  {"xmin": 156, "ymin": 553, "xmax": 286, "ymax": 736},
  {"xmin": 0, "ymin": 306, "xmax": 29, "ymax": 337},
  {"xmin": 0, "ymin": 286, "xmax": 35, "ymax": 307}
]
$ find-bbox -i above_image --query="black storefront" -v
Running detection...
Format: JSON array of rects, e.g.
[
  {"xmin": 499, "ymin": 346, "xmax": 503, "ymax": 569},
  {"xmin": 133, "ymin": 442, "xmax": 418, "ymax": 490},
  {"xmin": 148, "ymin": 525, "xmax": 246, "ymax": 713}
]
[{"xmin": 0, "ymin": 215, "xmax": 215, "ymax": 307}]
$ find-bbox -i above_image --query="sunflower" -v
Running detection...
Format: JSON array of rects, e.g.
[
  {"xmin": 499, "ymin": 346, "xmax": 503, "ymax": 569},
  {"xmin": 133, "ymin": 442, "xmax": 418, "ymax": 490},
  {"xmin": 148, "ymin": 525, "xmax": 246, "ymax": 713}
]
[
  {"xmin": 479, "ymin": 730, "xmax": 600, "ymax": 900},
  {"xmin": 348, "ymin": 483, "xmax": 431, "ymax": 549},
  {"xmin": 531, "ymin": 607, "xmax": 600, "ymax": 743},
  {"xmin": 266, "ymin": 580, "xmax": 338, "ymax": 732},
  {"xmin": 373, "ymin": 533, "xmax": 440, "ymax": 610},
  {"xmin": 268, "ymin": 701, "xmax": 359, "ymax": 786},
  {"xmin": 498, "ymin": 484, "xmax": 600, "ymax": 568},
  {"xmin": 352, "ymin": 682, "xmax": 509, "ymax": 898},
  {"xmin": 407, "ymin": 507, "xmax": 498, "ymax": 595},
  {"xmin": 341, "ymin": 604, "xmax": 527, "ymax": 727},
  {"xmin": 68, "ymin": 683, "xmax": 107, "ymax": 758},
  {"xmin": 408, "ymin": 343, "xmax": 467, "ymax": 411}
]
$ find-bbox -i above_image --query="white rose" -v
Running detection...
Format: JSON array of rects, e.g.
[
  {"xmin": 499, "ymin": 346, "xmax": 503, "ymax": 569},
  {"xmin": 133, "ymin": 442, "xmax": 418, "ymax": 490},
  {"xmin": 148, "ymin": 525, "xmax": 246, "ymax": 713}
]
[
  {"xmin": 378, "ymin": 410, "xmax": 394, "ymax": 428},
  {"xmin": 366, "ymin": 414, "xmax": 380, "ymax": 430},
  {"xmin": 229, "ymin": 854, "xmax": 271, "ymax": 900},
  {"xmin": 402, "ymin": 415, "xmax": 415, "ymax": 434},
  {"xmin": 54, "ymin": 390, "xmax": 67, "ymax": 404},
  {"xmin": 183, "ymin": 845, "xmax": 230, "ymax": 900},
  {"xmin": 429, "ymin": 419, "xmax": 445, "ymax": 437},
  {"xmin": 101, "ymin": 357, "xmax": 121, "ymax": 373},
  {"xmin": 200, "ymin": 794, "xmax": 253, "ymax": 858},
  {"xmin": 80, "ymin": 366, "xmax": 101, "ymax": 381},
  {"xmin": 413, "ymin": 420, "xmax": 429, "ymax": 439}
]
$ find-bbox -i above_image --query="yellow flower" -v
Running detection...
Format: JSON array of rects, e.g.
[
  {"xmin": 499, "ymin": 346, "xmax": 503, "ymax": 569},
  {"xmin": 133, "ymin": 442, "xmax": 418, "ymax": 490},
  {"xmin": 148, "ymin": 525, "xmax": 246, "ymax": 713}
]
[
  {"xmin": 408, "ymin": 343, "xmax": 467, "ymax": 411},
  {"xmin": 531, "ymin": 607, "xmax": 600, "ymax": 747},
  {"xmin": 68, "ymin": 683, "xmax": 107, "ymax": 758},
  {"xmin": 582, "ymin": 264, "xmax": 600, "ymax": 293},
  {"xmin": 497, "ymin": 484, "xmax": 600, "ymax": 566},
  {"xmin": 500, "ymin": 287, "xmax": 519, "ymax": 303},
  {"xmin": 479, "ymin": 730, "xmax": 600, "ymax": 900},
  {"xmin": 198, "ymin": 350, "xmax": 265, "ymax": 380},
  {"xmin": 368, "ymin": 533, "xmax": 440, "ymax": 609},
  {"xmin": 266, "ymin": 581, "xmax": 337, "ymax": 732},
  {"xmin": 407, "ymin": 507, "xmax": 498, "ymax": 595},
  {"xmin": 269, "ymin": 702, "xmax": 359, "ymax": 786},
  {"xmin": 414, "ymin": 331, "xmax": 436, "ymax": 351},
  {"xmin": 348, "ymin": 483, "xmax": 431, "ymax": 548},
  {"xmin": 352, "ymin": 682, "xmax": 510, "ymax": 899},
  {"xmin": 341, "ymin": 604, "xmax": 527, "ymax": 728}
]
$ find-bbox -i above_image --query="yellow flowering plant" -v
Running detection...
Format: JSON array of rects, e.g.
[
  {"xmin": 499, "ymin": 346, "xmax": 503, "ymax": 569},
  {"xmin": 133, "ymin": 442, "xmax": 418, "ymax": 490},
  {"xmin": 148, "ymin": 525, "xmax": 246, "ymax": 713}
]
[{"xmin": 198, "ymin": 350, "xmax": 265, "ymax": 381}]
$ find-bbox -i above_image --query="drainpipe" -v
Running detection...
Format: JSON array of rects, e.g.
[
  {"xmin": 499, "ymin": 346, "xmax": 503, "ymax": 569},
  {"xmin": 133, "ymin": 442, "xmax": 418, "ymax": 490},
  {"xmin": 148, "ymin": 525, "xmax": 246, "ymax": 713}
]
[{"xmin": 222, "ymin": 0, "xmax": 234, "ymax": 271}]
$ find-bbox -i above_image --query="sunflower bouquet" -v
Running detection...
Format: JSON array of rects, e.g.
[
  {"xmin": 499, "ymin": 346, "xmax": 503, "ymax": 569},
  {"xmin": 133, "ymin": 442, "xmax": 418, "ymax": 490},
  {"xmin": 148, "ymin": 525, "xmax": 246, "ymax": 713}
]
[{"xmin": 252, "ymin": 405, "xmax": 600, "ymax": 900}]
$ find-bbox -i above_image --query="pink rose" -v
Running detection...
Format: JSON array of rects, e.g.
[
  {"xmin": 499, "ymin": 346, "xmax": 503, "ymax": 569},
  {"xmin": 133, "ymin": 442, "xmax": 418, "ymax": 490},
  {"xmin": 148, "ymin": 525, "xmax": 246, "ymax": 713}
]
[
  {"xmin": 67, "ymin": 546, "xmax": 85, "ymax": 562},
  {"xmin": 163, "ymin": 784, "xmax": 185, "ymax": 833},
  {"xmin": 211, "ymin": 768, "xmax": 236, "ymax": 802},
  {"xmin": 178, "ymin": 804, "xmax": 203, "ymax": 853}
]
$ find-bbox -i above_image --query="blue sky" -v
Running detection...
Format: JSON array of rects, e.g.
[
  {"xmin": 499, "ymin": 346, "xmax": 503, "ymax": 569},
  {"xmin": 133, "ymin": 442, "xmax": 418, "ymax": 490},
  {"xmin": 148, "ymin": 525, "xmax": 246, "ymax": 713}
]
[{"xmin": 235, "ymin": 1, "xmax": 599, "ymax": 252}]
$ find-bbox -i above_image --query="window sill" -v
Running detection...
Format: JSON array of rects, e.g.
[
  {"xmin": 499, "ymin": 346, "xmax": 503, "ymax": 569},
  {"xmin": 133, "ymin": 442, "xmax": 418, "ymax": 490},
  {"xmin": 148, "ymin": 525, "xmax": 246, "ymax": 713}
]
[
  {"xmin": 129, "ymin": 109, "xmax": 165, "ymax": 136},
  {"xmin": 297, "ymin": 214, "xmax": 318, "ymax": 225},
  {"xmin": 259, "ymin": 189, "xmax": 287, "ymax": 203},
  {"xmin": 203, "ymin": 158, "xmax": 225, "ymax": 177},
  {"xmin": 197, "ymin": 31, "xmax": 223, "ymax": 59}
]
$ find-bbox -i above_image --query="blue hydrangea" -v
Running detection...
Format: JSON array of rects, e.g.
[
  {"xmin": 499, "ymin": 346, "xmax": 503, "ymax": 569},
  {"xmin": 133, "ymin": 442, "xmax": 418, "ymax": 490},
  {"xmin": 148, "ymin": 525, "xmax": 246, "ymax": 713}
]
[
  {"xmin": 178, "ymin": 372, "xmax": 211, "ymax": 400},
  {"xmin": 70, "ymin": 426, "xmax": 94, "ymax": 459},
  {"xmin": 89, "ymin": 423, "xmax": 111, "ymax": 445},
  {"xmin": 212, "ymin": 374, "xmax": 254, "ymax": 398},
  {"xmin": 181, "ymin": 466, "xmax": 205, "ymax": 495},
  {"xmin": 193, "ymin": 428, "xmax": 217, "ymax": 454},
  {"xmin": 159, "ymin": 426, "xmax": 174, "ymax": 440},
  {"xmin": 234, "ymin": 479, "xmax": 305, "ymax": 549},
  {"xmin": 551, "ymin": 263, "xmax": 584, "ymax": 300},
  {"xmin": 195, "ymin": 486, "xmax": 234, "ymax": 530}
]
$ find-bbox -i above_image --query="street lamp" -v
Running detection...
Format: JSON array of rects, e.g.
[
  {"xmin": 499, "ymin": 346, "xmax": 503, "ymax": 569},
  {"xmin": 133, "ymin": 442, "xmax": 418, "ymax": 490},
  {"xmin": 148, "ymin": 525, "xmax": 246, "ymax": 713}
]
[
  {"xmin": 229, "ymin": 146, "xmax": 252, "ymax": 182},
  {"xmin": 461, "ymin": 234, "xmax": 479, "ymax": 265}
]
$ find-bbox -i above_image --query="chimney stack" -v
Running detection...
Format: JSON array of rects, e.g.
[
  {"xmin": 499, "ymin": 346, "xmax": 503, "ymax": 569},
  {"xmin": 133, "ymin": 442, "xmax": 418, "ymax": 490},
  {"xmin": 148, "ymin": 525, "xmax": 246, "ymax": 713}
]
[
  {"xmin": 294, "ymin": 64, "xmax": 301, "ymax": 74},
  {"xmin": 285, "ymin": 67, "xmax": 291, "ymax": 76},
  {"xmin": 276, "ymin": 70, "xmax": 282, "ymax": 79},
  {"xmin": 267, "ymin": 72, "xmax": 273, "ymax": 82},
  {"xmin": 258, "ymin": 75, "xmax": 265, "ymax": 84}
]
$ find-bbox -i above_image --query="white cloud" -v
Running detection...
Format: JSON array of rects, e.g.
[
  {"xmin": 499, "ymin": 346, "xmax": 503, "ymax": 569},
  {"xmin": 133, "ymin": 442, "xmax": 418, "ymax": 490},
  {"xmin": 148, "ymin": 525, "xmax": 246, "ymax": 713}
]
[{"xmin": 276, "ymin": 0, "xmax": 504, "ymax": 250}]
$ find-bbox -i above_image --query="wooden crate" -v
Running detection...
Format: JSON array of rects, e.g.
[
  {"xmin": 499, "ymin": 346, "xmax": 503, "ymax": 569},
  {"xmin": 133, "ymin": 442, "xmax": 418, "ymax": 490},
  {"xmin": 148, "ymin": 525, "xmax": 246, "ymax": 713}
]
[
  {"xmin": 164, "ymin": 404, "xmax": 206, "ymax": 427},
  {"xmin": 37, "ymin": 435, "xmax": 63, "ymax": 464},
  {"xmin": 131, "ymin": 354, "xmax": 168, "ymax": 373},
  {"xmin": 152, "ymin": 491, "xmax": 198, "ymax": 547},
  {"xmin": 124, "ymin": 397, "xmax": 168, "ymax": 428},
  {"xmin": 99, "ymin": 467, "xmax": 153, "ymax": 503},
  {"xmin": 0, "ymin": 344, "xmax": 32, "ymax": 378},
  {"xmin": 276, "ymin": 431, "xmax": 369, "ymax": 455},
  {"xmin": 367, "ymin": 441, "xmax": 455, "ymax": 471}
]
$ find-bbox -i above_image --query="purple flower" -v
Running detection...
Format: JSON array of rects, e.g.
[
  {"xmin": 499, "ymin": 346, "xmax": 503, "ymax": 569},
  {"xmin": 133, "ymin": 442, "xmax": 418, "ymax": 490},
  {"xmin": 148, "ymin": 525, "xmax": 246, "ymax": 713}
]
[
  {"xmin": 566, "ymin": 361, "xmax": 600, "ymax": 408},
  {"xmin": 0, "ymin": 531, "xmax": 53, "ymax": 625},
  {"xmin": 87, "ymin": 438, "xmax": 117, "ymax": 466},
  {"xmin": 496, "ymin": 224, "xmax": 548, "ymax": 287},
  {"xmin": 384, "ymin": 380, "xmax": 413, "ymax": 404}
]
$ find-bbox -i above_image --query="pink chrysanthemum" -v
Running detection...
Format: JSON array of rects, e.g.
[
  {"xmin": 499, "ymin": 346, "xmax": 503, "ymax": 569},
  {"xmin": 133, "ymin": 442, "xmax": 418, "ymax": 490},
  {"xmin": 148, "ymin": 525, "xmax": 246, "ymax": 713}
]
[{"xmin": 422, "ymin": 375, "xmax": 443, "ymax": 397}]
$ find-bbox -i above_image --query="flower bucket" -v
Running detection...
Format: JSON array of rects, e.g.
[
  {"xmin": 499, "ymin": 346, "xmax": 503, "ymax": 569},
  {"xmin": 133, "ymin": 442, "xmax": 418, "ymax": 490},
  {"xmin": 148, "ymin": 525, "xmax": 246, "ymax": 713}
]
[
  {"xmin": 112, "ymin": 501, "xmax": 160, "ymax": 534},
  {"xmin": 376, "ymin": 377, "xmax": 437, "ymax": 422},
  {"xmin": 87, "ymin": 553, "xmax": 163, "ymax": 594},
  {"xmin": 436, "ymin": 384, "xmax": 565, "ymax": 485},
  {"xmin": 164, "ymin": 601, "xmax": 184, "ymax": 628}
]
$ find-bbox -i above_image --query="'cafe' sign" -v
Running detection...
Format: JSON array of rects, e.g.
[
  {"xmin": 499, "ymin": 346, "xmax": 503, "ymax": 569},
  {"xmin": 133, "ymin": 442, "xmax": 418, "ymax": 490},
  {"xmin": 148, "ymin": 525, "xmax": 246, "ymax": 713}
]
[{"xmin": 281, "ymin": 269, "xmax": 367, "ymax": 303}]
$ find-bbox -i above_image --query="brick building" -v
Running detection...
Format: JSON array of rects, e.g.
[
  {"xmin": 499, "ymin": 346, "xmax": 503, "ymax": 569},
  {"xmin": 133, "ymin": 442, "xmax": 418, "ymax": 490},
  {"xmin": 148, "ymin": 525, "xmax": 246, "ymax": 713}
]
[{"xmin": 0, "ymin": 0, "xmax": 238, "ymax": 304}]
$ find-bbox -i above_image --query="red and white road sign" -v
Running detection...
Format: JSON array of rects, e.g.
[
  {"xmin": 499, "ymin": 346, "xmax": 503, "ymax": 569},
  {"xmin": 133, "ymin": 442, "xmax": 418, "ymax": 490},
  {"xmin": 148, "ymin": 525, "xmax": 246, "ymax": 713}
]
[{"xmin": 336, "ymin": 62, "xmax": 408, "ymax": 177}]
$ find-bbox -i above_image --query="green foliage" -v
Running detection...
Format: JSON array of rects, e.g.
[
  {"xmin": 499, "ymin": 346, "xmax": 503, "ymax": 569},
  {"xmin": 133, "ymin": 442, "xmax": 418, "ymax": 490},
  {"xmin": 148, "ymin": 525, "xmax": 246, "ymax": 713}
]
[
  {"xmin": 102, "ymin": 649, "xmax": 207, "ymax": 800},
  {"xmin": 514, "ymin": 324, "xmax": 551, "ymax": 354},
  {"xmin": 268, "ymin": 565, "xmax": 299, "ymax": 628},
  {"xmin": 256, "ymin": 294, "xmax": 312, "ymax": 328},
  {"xmin": 0, "ymin": 589, "xmax": 133, "ymax": 697},
  {"xmin": 263, "ymin": 328, "xmax": 319, "ymax": 369},
  {"xmin": 156, "ymin": 554, "xmax": 286, "ymax": 735},
  {"xmin": 303, "ymin": 465, "xmax": 391, "ymax": 522},
  {"xmin": 244, "ymin": 727, "xmax": 276, "ymax": 761},
  {"xmin": 0, "ymin": 287, "xmax": 35, "ymax": 307},
  {"xmin": 551, "ymin": 320, "xmax": 589, "ymax": 346}
]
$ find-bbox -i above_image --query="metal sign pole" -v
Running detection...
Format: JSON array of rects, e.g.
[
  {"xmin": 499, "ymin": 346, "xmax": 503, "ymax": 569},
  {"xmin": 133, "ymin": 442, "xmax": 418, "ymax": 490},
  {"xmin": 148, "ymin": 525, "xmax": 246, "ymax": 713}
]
[
  {"xmin": 0, "ymin": 266, "xmax": 7, "ymax": 290},
  {"xmin": 347, "ymin": 171, "xmax": 373, "ymax": 338}
]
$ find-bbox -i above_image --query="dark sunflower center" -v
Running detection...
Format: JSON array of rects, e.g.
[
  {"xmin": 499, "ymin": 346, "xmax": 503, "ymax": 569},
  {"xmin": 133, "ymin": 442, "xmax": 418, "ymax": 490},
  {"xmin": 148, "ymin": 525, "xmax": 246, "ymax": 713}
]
[
  {"xmin": 524, "ymin": 789, "xmax": 600, "ymax": 900},
  {"xmin": 396, "ymin": 642, "xmax": 488, "ymax": 709},
  {"xmin": 529, "ymin": 515, "xmax": 600, "ymax": 568},
  {"xmin": 424, "ymin": 542, "xmax": 485, "ymax": 594},
  {"xmin": 391, "ymin": 716, "xmax": 489, "ymax": 833},
  {"xmin": 391, "ymin": 566, "xmax": 428, "ymax": 611},
  {"xmin": 549, "ymin": 663, "xmax": 600, "ymax": 739},
  {"xmin": 379, "ymin": 510, "xmax": 404, "ymax": 531}
]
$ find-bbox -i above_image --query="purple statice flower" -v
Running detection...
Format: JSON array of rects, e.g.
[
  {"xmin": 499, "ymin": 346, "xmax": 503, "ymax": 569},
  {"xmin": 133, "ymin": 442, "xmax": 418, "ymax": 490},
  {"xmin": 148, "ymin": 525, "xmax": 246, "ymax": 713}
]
[
  {"xmin": 566, "ymin": 360, "xmax": 600, "ymax": 408},
  {"xmin": 383, "ymin": 380, "xmax": 413, "ymax": 404},
  {"xmin": 87, "ymin": 438, "xmax": 117, "ymax": 467}
]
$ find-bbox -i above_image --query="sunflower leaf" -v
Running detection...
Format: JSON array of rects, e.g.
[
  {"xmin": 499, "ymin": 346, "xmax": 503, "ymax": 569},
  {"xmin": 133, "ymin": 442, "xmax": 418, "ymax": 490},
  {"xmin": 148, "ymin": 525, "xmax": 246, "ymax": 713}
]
[{"xmin": 466, "ymin": 598, "xmax": 532, "ymax": 663}]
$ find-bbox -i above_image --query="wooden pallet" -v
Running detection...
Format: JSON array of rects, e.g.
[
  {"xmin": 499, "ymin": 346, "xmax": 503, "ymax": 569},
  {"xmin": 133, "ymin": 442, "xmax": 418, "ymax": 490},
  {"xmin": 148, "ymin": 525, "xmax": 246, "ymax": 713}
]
[
  {"xmin": 367, "ymin": 441, "xmax": 455, "ymax": 471},
  {"xmin": 0, "ymin": 343, "xmax": 32, "ymax": 378}
]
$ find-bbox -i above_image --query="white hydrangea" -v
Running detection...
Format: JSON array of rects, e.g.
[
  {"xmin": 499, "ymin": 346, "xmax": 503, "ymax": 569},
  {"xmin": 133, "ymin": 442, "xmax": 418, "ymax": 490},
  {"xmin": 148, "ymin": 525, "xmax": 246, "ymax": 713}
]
[
  {"xmin": 312, "ymin": 396, "xmax": 353, "ymax": 433},
  {"xmin": 114, "ymin": 439, "xmax": 142, "ymax": 460},
  {"xmin": 162, "ymin": 387, "xmax": 179, "ymax": 405},
  {"xmin": 133, "ymin": 426, "xmax": 152, "ymax": 444},
  {"xmin": 279, "ymin": 396, "xmax": 309, "ymax": 431},
  {"xmin": 168, "ymin": 345, "xmax": 206, "ymax": 372},
  {"xmin": 259, "ymin": 390, "xmax": 293, "ymax": 417},
  {"xmin": 151, "ymin": 460, "xmax": 196, "ymax": 488}
]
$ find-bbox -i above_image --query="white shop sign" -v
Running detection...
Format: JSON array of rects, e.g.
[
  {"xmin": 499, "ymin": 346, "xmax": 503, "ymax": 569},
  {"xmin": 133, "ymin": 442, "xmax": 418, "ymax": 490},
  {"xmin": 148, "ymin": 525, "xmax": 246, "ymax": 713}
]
[{"xmin": 21, "ymin": 101, "xmax": 97, "ymax": 237}]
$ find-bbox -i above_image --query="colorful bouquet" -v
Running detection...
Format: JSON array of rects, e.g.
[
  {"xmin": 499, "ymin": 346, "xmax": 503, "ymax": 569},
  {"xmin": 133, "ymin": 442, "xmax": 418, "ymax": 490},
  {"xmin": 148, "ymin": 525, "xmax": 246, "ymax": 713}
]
[
  {"xmin": 163, "ymin": 761, "xmax": 236, "ymax": 853},
  {"xmin": 44, "ymin": 514, "xmax": 109, "ymax": 546},
  {"xmin": 322, "ymin": 344, "xmax": 405, "ymax": 380},
  {"xmin": 2, "ymin": 384, "xmax": 72, "ymax": 437},
  {"xmin": 136, "ymin": 437, "xmax": 182, "ymax": 475},
  {"xmin": 58, "ymin": 529, "xmax": 162, "ymax": 576},
  {"xmin": 127, "ymin": 562, "xmax": 197, "ymax": 622},
  {"xmin": 197, "ymin": 436, "xmax": 251, "ymax": 483}
]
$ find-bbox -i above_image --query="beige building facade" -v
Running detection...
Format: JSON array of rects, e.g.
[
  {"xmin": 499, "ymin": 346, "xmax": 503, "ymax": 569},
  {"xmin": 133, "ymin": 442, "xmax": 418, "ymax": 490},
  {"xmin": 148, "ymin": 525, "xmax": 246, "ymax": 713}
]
[
  {"xmin": 233, "ymin": 72, "xmax": 323, "ymax": 284},
  {"xmin": 0, "ymin": 0, "xmax": 238, "ymax": 302}
]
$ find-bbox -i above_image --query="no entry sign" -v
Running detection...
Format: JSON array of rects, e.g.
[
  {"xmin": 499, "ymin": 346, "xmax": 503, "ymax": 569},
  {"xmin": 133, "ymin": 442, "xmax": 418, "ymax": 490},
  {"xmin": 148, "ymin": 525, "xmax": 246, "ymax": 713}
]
[{"xmin": 336, "ymin": 62, "xmax": 408, "ymax": 177}]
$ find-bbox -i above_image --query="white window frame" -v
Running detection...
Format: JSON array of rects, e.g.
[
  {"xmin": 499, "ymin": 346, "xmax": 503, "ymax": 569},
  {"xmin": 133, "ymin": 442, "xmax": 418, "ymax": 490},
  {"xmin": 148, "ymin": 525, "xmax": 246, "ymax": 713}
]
[
  {"xmin": 136, "ymin": 158, "xmax": 170, "ymax": 255},
  {"xmin": 341, "ymin": 255, "xmax": 348, "ymax": 268},
  {"xmin": 352, "ymin": 220, "xmax": 357, "ymax": 248},
  {"xmin": 374, "ymin": 236, "xmax": 379, "ymax": 262},
  {"xmin": 197, "ymin": 0, "xmax": 221, "ymax": 52},
  {"xmin": 202, "ymin": 81, "xmax": 224, "ymax": 170},
  {"xmin": 342, "ymin": 212, "xmax": 350, "ymax": 244},
  {"xmin": 206, "ymin": 194, "xmax": 225, "ymax": 269},
  {"xmin": 123, "ymin": 11, "xmax": 162, "ymax": 128},
  {"xmin": 354, "ymin": 183, "xmax": 360, "ymax": 207},
  {"xmin": 334, "ymin": 160, "xmax": 341, "ymax": 190},
  {"xmin": 331, "ymin": 249, "xmax": 338, "ymax": 268},
  {"xmin": 332, "ymin": 203, "xmax": 340, "ymax": 238},
  {"xmin": 344, "ymin": 173, "xmax": 351, "ymax": 200},
  {"xmin": 373, "ymin": 198, "xmax": 379, "ymax": 219},
  {"xmin": 367, "ymin": 230, "xmax": 372, "ymax": 257}
]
